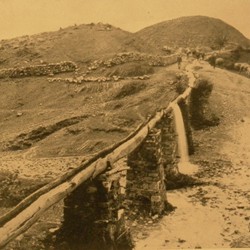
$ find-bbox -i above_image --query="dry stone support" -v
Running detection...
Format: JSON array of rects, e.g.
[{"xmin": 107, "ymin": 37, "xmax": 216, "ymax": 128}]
[
  {"xmin": 158, "ymin": 114, "xmax": 179, "ymax": 179},
  {"xmin": 127, "ymin": 127, "xmax": 166, "ymax": 215},
  {"xmin": 57, "ymin": 158, "xmax": 133, "ymax": 250}
]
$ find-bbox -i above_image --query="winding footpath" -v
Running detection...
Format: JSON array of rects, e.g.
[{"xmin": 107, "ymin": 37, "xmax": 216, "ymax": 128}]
[{"xmin": 134, "ymin": 60, "xmax": 250, "ymax": 249}]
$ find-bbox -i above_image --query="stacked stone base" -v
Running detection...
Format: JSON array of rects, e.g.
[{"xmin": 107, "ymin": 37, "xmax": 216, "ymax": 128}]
[
  {"xmin": 58, "ymin": 158, "xmax": 133, "ymax": 250},
  {"xmin": 127, "ymin": 128, "xmax": 167, "ymax": 215},
  {"xmin": 0, "ymin": 61, "xmax": 77, "ymax": 79},
  {"xmin": 56, "ymin": 109, "xmax": 195, "ymax": 247}
]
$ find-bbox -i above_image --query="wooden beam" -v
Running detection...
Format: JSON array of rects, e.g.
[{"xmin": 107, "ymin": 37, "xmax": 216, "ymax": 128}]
[
  {"xmin": 0, "ymin": 65, "xmax": 197, "ymax": 247},
  {"xmin": 0, "ymin": 121, "xmax": 146, "ymax": 227}
]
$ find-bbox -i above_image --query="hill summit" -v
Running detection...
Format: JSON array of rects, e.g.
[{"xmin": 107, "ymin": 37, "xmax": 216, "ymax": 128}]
[
  {"xmin": 134, "ymin": 16, "xmax": 250, "ymax": 51},
  {"xmin": 0, "ymin": 22, "xmax": 155, "ymax": 69},
  {"xmin": 0, "ymin": 16, "xmax": 249, "ymax": 69}
]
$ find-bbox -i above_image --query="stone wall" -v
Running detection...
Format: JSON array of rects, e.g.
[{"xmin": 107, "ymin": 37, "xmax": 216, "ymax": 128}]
[
  {"xmin": 48, "ymin": 74, "xmax": 150, "ymax": 84},
  {"xmin": 0, "ymin": 61, "xmax": 77, "ymax": 79},
  {"xmin": 58, "ymin": 157, "xmax": 133, "ymax": 250},
  {"xmin": 88, "ymin": 52, "xmax": 177, "ymax": 70},
  {"xmin": 126, "ymin": 111, "xmax": 194, "ymax": 194},
  {"xmin": 158, "ymin": 114, "xmax": 179, "ymax": 179},
  {"xmin": 57, "ymin": 101, "xmax": 194, "ymax": 248},
  {"xmin": 234, "ymin": 62, "xmax": 250, "ymax": 77},
  {"xmin": 127, "ymin": 127, "xmax": 167, "ymax": 215}
]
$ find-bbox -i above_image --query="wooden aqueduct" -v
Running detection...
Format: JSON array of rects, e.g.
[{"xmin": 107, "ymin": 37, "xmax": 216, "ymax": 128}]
[{"xmin": 0, "ymin": 63, "xmax": 199, "ymax": 249}]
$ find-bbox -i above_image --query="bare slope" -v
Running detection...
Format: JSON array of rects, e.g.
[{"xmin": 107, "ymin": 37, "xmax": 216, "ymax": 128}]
[
  {"xmin": 0, "ymin": 16, "xmax": 249, "ymax": 70},
  {"xmin": 0, "ymin": 67, "xmax": 180, "ymax": 171},
  {"xmin": 135, "ymin": 16, "xmax": 250, "ymax": 51},
  {"xmin": 0, "ymin": 23, "xmax": 156, "ymax": 69}
]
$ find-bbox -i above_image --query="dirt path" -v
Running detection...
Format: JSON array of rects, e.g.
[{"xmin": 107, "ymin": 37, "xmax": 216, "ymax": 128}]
[
  {"xmin": 135, "ymin": 122, "xmax": 250, "ymax": 249},
  {"xmin": 134, "ymin": 63, "xmax": 250, "ymax": 249}
]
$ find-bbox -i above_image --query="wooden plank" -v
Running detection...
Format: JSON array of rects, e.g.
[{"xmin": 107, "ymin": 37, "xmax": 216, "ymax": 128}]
[{"xmin": 0, "ymin": 121, "xmax": 150, "ymax": 247}]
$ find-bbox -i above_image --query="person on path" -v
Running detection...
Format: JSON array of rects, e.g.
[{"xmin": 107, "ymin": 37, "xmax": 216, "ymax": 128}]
[
  {"xmin": 177, "ymin": 55, "xmax": 182, "ymax": 69},
  {"xmin": 209, "ymin": 54, "xmax": 216, "ymax": 69}
]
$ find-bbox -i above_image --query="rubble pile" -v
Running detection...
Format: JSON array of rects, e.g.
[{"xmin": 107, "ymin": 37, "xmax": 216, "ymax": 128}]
[
  {"xmin": 234, "ymin": 62, "xmax": 250, "ymax": 77},
  {"xmin": 87, "ymin": 52, "xmax": 178, "ymax": 70},
  {"xmin": 48, "ymin": 74, "xmax": 150, "ymax": 84},
  {"xmin": 0, "ymin": 61, "xmax": 77, "ymax": 78}
]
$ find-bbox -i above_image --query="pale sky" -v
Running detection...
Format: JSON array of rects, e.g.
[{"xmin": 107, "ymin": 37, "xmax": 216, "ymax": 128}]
[{"xmin": 0, "ymin": 0, "xmax": 249, "ymax": 40}]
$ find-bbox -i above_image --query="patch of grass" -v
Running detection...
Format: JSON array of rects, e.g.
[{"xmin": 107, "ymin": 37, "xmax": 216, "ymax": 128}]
[
  {"xmin": 175, "ymin": 73, "xmax": 188, "ymax": 94},
  {"xmin": 0, "ymin": 170, "xmax": 46, "ymax": 207},
  {"xmin": 193, "ymin": 66, "xmax": 203, "ymax": 71},
  {"xmin": 106, "ymin": 62, "xmax": 154, "ymax": 77},
  {"xmin": 114, "ymin": 81, "xmax": 147, "ymax": 99},
  {"xmin": 5, "ymin": 115, "xmax": 88, "ymax": 151},
  {"xmin": 190, "ymin": 79, "xmax": 220, "ymax": 129}
]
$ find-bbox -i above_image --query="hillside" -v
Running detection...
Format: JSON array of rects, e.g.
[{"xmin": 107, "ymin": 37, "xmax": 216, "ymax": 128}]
[
  {"xmin": 134, "ymin": 16, "xmax": 250, "ymax": 52},
  {"xmin": 0, "ymin": 23, "xmax": 156, "ymax": 69},
  {"xmin": 0, "ymin": 16, "xmax": 249, "ymax": 70},
  {"xmin": 1, "ymin": 59, "xmax": 250, "ymax": 249},
  {"xmin": 134, "ymin": 61, "xmax": 250, "ymax": 249},
  {"xmin": 0, "ymin": 14, "xmax": 250, "ymax": 249},
  {"xmin": 0, "ymin": 64, "xmax": 181, "ymax": 178}
]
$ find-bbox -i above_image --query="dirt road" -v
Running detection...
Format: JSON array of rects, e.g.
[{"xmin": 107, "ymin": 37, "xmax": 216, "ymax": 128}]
[{"xmin": 134, "ymin": 62, "xmax": 250, "ymax": 249}]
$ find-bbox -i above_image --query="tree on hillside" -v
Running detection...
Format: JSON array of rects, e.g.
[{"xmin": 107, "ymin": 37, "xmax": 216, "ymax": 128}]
[{"xmin": 213, "ymin": 32, "xmax": 229, "ymax": 49}]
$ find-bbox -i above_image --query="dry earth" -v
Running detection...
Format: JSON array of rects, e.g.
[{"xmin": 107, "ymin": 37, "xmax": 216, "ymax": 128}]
[
  {"xmin": 0, "ymin": 61, "xmax": 182, "ymax": 249},
  {"xmin": 134, "ymin": 61, "xmax": 250, "ymax": 249},
  {"xmin": 1, "ymin": 60, "xmax": 250, "ymax": 249}
]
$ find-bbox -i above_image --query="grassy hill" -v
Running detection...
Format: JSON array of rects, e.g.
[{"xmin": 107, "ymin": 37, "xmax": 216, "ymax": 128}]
[
  {"xmin": 0, "ymin": 16, "xmax": 249, "ymax": 70},
  {"xmin": 134, "ymin": 16, "xmax": 250, "ymax": 52},
  {"xmin": 0, "ymin": 23, "xmax": 156, "ymax": 69},
  {"xmin": 0, "ymin": 15, "xmax": 249, "ymax": 166},
  {"xmin": 0, "ymin": 65, "xmax": 181, "ymax": 182}
]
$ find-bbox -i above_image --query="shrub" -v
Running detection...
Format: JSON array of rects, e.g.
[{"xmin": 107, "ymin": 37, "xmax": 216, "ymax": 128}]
[
  {"xmin": 0, "ymin": 170, "xmax": 46, "ymax": 207},
  {"xmin": 107, "ymin": 62, "xmax": 154, "ymax": 77},
  {"xmin": 175, "ymin": 73, "xmax": 188, "ymax": 94},
  {"xmin": 114, "ymin": 81, "xmax": 146, "ymax": 99},
  {"xmin": 190, "ymin": 79, "xmax": 219, "ymax": 129},
  {"xmin": 215, "ymin": 58, "xmax": 224, "ymax": 66}
]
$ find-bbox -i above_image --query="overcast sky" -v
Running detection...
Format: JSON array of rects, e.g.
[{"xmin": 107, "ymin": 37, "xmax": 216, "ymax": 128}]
[{"xmin": 0, "ymin": 0, "xmax": 249, "ymax": 40}]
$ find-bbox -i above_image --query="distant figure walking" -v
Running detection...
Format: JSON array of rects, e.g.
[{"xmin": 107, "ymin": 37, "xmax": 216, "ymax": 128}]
[
  {"xmin": 177, "ymin": 55, "xmax": 182, "ymax": 69},
  {"xmin": 208, "ymin": 54, "xmax": 216, "ymax": 69}
]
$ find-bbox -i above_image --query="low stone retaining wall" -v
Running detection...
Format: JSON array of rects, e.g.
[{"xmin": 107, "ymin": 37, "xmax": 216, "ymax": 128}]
[
  {"xmin": 0, "ymin": 61, "xmax": 77, "ymax": 79},
  {"xmin": 48, "ymin": 53, "xmax": 177, "ymax": 84},
  {"xmin": 48, "ymin": 74, "xmax": 150, "ymax": 84},
  {"xmin": 88, "ymin": 52, "xmax": 178, "ymax": 70},
  {"xmin": 234, "ymin": 62, "xmax": 250, "ymax": 77}
]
